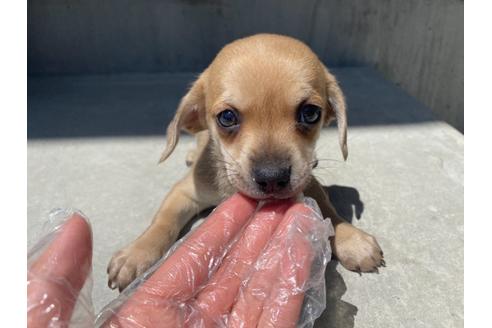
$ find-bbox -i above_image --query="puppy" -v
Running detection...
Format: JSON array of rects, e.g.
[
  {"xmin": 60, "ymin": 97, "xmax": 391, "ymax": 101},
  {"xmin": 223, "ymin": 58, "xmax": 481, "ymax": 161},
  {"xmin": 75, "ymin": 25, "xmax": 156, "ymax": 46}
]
[{"xmin": 108, "ymin": 34, "xmax": 384, "ymax": 291}]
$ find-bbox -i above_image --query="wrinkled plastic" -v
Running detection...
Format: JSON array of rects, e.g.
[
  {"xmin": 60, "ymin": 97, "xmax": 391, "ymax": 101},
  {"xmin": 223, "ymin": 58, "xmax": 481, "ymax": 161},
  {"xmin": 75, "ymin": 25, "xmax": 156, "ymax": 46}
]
[
  {"xmin": 96, "ymin": 195, "xmax": 334, "ymax": 328},
  {"xmin": 27, "ymin": 209, "xmax": 95, "ymax": 328},
  {"xmin": 27, "ymin": 196, "xmax": 333, "ymax": 328}
]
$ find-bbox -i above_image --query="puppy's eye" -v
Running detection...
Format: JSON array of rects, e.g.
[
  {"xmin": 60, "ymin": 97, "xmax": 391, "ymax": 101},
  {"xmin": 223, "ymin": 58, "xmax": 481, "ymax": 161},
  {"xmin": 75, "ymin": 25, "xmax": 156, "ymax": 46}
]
[
  {"xmin": 298, "ymin": 104, "xmax": 322, "ymax": 124},
  {"xmin": 217, "ymin": 109, "xmax": 239, "ymax": 128}
]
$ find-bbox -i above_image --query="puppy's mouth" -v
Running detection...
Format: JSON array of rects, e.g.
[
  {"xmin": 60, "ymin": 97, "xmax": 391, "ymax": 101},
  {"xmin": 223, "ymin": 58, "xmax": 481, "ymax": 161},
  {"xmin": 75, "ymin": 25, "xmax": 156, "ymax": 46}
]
[
  {"xmin": 239, "ymin": 189, "xmax": 297, "ymax": 200},
  {"xmin": 232, "ymin": 172, "xmax": 311, "ymax": 201}
]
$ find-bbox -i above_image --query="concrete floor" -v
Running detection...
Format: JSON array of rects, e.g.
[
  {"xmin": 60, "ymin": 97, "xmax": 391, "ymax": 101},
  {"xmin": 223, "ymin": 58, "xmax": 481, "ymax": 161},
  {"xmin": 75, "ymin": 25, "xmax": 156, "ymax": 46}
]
[{"xmin": 27, "ymin": 68, "xmax": 463, "ymax": 327}]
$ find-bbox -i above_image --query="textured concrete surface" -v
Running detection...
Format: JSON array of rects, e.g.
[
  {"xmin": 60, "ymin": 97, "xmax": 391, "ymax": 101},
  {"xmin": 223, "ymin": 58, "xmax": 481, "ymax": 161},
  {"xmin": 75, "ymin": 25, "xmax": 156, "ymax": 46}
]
[
  {"xmin": 28, "ymin": 0, "xmax": 463, "ymax": 131},
  {"xmin": 27, "ymin": 68, "xmax": 463, "ymax": 327}
]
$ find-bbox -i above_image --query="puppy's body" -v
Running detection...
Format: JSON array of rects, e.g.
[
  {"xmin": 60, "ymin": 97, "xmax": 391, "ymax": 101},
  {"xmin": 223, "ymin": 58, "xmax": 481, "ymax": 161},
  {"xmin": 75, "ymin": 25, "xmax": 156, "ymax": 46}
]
[{"xmin": 108, "ymin": 34, "xmax": 384, "ymax": 291}]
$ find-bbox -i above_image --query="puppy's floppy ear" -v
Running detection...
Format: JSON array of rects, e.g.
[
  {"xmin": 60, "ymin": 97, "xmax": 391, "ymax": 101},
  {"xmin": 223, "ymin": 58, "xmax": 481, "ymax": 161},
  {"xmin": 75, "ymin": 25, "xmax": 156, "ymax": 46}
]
[
  {"xmin": 159, "ymin": 72, "xmax": 208, "ymax": 164},
  {"xmin": 323, "ymin": 66, "xmax": 348, "ymax": 161}
]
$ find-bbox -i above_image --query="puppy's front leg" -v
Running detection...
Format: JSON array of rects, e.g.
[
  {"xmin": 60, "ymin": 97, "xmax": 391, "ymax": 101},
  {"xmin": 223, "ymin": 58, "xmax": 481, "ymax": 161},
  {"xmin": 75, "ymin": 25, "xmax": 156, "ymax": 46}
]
[
  {"xmin": 304, "ymin": 177, "xmax": 385, "ymax": 273},
  {"xmin": 107, "ymin": 173, "xmax": 210, "ymax": 291}
]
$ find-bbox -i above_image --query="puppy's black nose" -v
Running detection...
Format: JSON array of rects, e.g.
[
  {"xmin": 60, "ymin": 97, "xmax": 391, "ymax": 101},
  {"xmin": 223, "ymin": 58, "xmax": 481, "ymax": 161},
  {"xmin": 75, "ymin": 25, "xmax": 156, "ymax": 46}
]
[{"xmin": 253, "ymin": 166, "xmax": 291, "ymax": 193}]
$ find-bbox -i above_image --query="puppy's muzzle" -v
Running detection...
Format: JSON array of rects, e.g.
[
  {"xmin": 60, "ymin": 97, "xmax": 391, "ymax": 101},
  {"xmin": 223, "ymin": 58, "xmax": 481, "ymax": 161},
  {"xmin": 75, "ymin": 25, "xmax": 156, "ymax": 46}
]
[{"xmin": 252, "ymin": 165, "xmax": 291, "ymax": 194}]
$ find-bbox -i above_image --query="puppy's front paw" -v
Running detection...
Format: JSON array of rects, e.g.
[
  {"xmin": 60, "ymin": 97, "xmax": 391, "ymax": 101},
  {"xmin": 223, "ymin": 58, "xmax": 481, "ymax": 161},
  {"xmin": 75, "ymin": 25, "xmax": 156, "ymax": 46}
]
[
  {"xmin": 107, "ymin": 242, "xmax": 162, "ymax": 292},
  {"xmin": 333, "ymin": 223, "xmax": 385, "ymax": 273}
]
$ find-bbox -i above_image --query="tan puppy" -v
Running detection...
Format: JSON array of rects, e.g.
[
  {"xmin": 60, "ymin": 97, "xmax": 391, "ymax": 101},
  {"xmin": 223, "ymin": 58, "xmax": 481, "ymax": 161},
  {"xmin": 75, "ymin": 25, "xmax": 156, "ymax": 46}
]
[{"xmin": 108, "ymin": 34, "xmax": 384, "ymax": 291}]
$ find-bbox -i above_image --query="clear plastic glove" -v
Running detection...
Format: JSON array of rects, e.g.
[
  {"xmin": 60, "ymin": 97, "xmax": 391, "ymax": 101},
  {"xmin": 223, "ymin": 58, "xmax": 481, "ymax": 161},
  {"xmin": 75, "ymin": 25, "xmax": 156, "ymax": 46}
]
[
  {"xmin": 27, "ymin": 209, "xmax": 94, "ymax": 328},
  {"xmin": 96, "ymin": 193, "xmax": 334, "ymax": 328},
  {"xmin": 27, "ymin": 193, "xmax": 333, "ymax": 328}
]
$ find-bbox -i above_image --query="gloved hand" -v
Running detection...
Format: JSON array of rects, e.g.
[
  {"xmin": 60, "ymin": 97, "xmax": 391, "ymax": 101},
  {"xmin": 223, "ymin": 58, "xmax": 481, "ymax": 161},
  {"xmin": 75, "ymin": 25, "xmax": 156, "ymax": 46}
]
[{"xmin": 27, "ymin": 194, "xmax": 333, "ymax": 328}]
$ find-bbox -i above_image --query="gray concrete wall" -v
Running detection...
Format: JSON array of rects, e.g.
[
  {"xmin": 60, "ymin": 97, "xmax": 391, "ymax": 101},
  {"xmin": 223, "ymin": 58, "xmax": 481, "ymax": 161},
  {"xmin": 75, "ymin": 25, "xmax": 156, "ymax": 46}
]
[{"xmin": 28, "ymin": 0, "xmax": 463, "ymax": 131}]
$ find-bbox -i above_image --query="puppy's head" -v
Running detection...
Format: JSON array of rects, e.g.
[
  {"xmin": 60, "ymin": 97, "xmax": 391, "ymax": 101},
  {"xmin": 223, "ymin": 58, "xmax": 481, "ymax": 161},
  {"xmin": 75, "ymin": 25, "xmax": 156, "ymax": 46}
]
[{"xmin": 160, "ymin": 34, "xmax": 347, "ymax": 199}]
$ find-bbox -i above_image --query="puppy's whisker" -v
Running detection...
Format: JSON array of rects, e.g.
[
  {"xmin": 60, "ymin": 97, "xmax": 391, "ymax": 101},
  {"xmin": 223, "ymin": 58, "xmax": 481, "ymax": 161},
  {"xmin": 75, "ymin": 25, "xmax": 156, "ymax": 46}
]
[
  {"xmin": 213, "ymin": 158, "xmax": 236, "ymax": 165},
  {"xmin": 308, "ymin": 158, "xmax": 342, "ymax": 165},
  {"xmin": 211, "ymin": 154, "xmax": 242, "ymax": 174},
  {"xmin": 215, "ymin": 173, "xmax": 241, "ymax": 181},
  {"xmin": 313, "ymin": 167, "xmax": 338, "ymax": 171},
  {"xmin": 220, "ymin": 146, "xmax": 242, "ymax": 168},
  {"xmin": 211, "ymin": 162, "xmax": 239, "ymax": 172},
  {"xmin": 217, "ymin": 170, "xmax": 240, "ymax": 176},
  {"xmin": 312, "ymin": 171, "xmax": 335, "ymax": 182},
  {"xmin": 316, "ymin": 158, "xmax": 343, "ymax": 163},
  {"xmin": 213, "ymin": 160, "xmax": 239, "ymax": 171}
]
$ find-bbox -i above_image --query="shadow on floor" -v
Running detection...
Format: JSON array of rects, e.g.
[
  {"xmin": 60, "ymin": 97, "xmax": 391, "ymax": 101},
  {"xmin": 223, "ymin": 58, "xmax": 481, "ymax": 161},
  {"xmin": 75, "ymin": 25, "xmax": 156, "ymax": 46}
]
[
  {"xmin": 311, "ymin": 184, "xmax": 362, "ymax": 327},
  {"xmin": 27, "ymin": 67, "xmax": 436, "ymax": 139},
  {"xmin": 314, "ymin": 261, "xmax": 358, "ymax": 328},
  {"xmin": 324, "ymin": 185, "xmax": 364, "ymax": 223}
]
